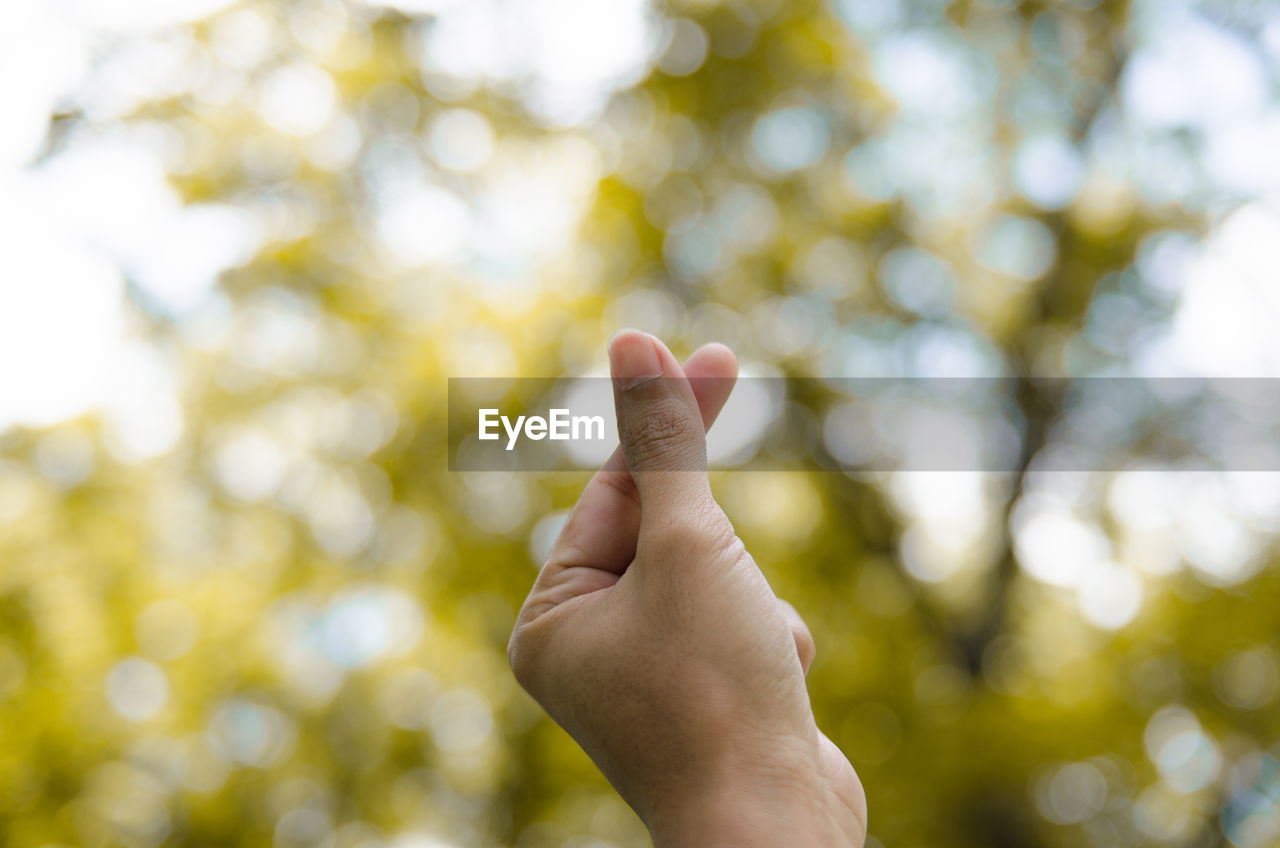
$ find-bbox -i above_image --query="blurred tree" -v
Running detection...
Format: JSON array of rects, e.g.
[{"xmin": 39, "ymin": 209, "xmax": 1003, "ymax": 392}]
[{"xmin": 2, "ymin": 0, "xmax": 1279, "ymax": 847}]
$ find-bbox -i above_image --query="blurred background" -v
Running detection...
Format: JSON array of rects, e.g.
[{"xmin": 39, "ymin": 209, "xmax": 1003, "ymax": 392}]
[{"xmin": 3, "ymin": 0, "xmax": 1280, "ymax": 846}]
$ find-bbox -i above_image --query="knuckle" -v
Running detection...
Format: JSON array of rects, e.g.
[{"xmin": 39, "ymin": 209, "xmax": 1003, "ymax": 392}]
[
  {"xmin": 710, "ymin": 518, "xmax": 746, "ymax": 558},
  {"xmin": 623, "ymin": 400, "xmax": 701, "ymax": 468},
  {"xmin": 594, "ymin": 470, "xmax": 641, "ymax": 509},
  {"xmin": 506, "ymin": 625, "xmax": 543, "ymax": 691},
  {"xmin": 657, "ymin": 517, "xmax": 706, "ymax": 552},
  {"xmin": 795, "ymin": 625, "xmax": 816, "ymax": 658},
  {"xmin": 654, "ymin": 505, "xmax": 739, "ymax": 558}
]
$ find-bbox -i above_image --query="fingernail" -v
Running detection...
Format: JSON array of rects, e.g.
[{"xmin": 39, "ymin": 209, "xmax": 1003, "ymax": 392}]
[{"xmin": 609, "ymin": 330, "xmax": 664, "ymax": 391}]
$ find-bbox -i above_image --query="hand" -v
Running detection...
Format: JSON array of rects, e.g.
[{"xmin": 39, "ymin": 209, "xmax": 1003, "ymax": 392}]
[{"xmin": 508, "ymin": 331, "xmax": 867, "ymax": 847}]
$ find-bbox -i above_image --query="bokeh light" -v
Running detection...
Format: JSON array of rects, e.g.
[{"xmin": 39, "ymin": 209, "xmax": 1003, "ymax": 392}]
[{"xmin": 3, "ymin": 0, "xmax": 1280, "ymax": 846}]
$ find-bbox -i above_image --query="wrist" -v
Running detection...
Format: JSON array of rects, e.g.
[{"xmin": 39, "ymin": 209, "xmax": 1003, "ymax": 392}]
[{"xmin": 644, "ymin": 744, "xmax": 861, "ymax": 848}]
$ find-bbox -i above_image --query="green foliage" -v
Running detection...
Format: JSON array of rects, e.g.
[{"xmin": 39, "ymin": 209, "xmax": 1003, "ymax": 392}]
[{"xmin": 2, "ymin": 1, "xmax": 1278, "ymax": 847}]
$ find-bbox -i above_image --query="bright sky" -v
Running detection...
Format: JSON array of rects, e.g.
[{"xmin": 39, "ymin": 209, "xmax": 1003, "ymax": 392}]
[
  {"xmin": 0, "ymin": 0, "xmax": 653, "ymax": 442},
  {"xmin": 1, "ymin": 0, "xmax": 1279, "ymax": 446},
  {"xmin": 0, "ymin": 0, "xmax": 239, "ymax": 443}
]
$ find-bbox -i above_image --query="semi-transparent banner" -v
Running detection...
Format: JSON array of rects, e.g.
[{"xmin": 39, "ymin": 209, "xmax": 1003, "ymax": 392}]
[{"xmin": 447, "ymin": 378, "xmax": 1280, "ymax": 472}]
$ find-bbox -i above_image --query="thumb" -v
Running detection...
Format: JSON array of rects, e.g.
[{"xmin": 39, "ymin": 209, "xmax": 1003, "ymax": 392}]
[{"xmin": 608, "ymin": 330, "xmax": 713, "ymax": 520}]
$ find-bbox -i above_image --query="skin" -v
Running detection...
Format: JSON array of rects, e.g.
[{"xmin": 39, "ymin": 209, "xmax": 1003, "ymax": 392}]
[{"xmin": 508, "ymin": 330, "xmax": 868, "ymax": 847}]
